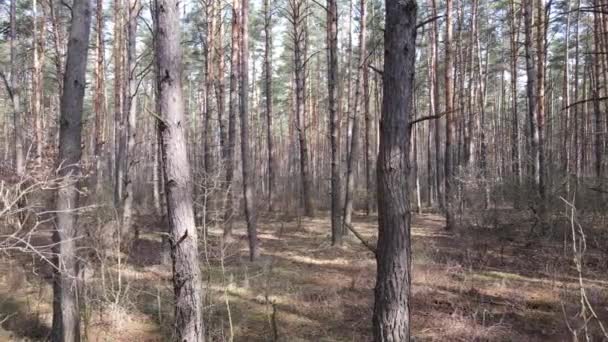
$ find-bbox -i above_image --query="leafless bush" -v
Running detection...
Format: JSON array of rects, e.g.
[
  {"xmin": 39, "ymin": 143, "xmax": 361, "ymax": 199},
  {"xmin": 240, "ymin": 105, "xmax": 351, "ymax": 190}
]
[{"xmin": 560, "ymin": 196, "xmax": 608, "ymax": 341}]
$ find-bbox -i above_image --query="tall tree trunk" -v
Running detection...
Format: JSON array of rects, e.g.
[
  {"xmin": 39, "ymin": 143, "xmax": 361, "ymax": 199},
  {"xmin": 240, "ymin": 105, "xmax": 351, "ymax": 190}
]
[
  {"xmin": 562, "ymin": 1, "xmax": 571, "ymax": 192},
  {"xmin": 113, "ymin": 0, "xmax": 124, "ymax": 206},
  {"xmin": 240, "ymin": 0, "xmax": 259, "ymax": 260},
  {"xmin": 428, "ymin": 0, "xmax": 441, "ymax": 210},
  {"xmin": 216, "ymin": 1, "xmax": 226, "ymax": 184},
  {"xmin": 592, "ymin": 0, "xmax": 603, "ymax": 178},
  {"xmin": 291, "ymin": 0, "xmax": 314, "ymax": 217},
  {"xmin": 153, "ymin": 0, "xmax": 204, "ymax": 337},
  {"xmin": 363, "ymin": 19, "xmax": 372, "ymax": 216},
  {"xmin": 372, "ymin": 0, "xmax": 417, "ymax": 339},
  {"xmin": 535, "ymin": 0, "xmax": 548, "ymax": 202},
  {"xmin": 33, "ymin": 0, "xmax": 44, "ymax": 164},
  {"xmin": 9, "ymin": 0, "xmax": 24, "ymax": 175},
  {"xmin": 93, "ymin": 0, "xmax": 107, "ymax": 192},
  {"xmin": 264, "ymin": 0, "xmax": 276, "ymax": 212},
  {"xmin": 444, "ymin": 0, "xmax": 455, "ymax": 230},
  {"xmin": 205, "ymin": 0, "xmax": 216, "ymax": 180},
  {"xmin": 51, "ymin": 0, "xmax": 92, "ymax": 339},
  {"xmin": 327, "ymin": 0, "xmax": 341, "ymax": 245},
  {"xmin": 509, "ymin": 0, "xmax": 521, "ymax": 185},
  {"xmin": 523, "ymin": 0, "xmax": 539, "ymax": 192},
  {"xmin": 573, "ymin": 0, "xmax": 581, "ymax": 181},
  {"xmin": 121, "ymin": 0, "xmax": 140, "ymax": 239},
  {"xmin": 343, "ymin": 0, "xmax": 366, "ymax": 230},
  {"xmin": 224, "ymin": 0, "xmax": 240, "ymax": 239}
]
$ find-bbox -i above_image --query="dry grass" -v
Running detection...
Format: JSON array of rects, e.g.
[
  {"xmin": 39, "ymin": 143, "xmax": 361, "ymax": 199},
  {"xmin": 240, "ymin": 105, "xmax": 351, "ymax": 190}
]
[{"xmin": 1, "ymin": 210, "xmax": 607, "ymax": 341}]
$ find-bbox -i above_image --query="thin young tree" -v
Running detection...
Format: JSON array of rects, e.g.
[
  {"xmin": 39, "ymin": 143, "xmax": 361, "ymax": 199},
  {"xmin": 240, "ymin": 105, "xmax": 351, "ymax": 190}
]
[
  {"xmin": 444, "ymin": 0, "xmax": 455, "ymax": 230},
  {"xmin": 154, "ymin": 0, "xmax": 204, "ymax": 337},
  {"xmin": 51, "ymin": 0, "xmax": 92, "ymax": 338},
  {"xmin": 93, "ymin": 0, "xmax": 107, "ymax": 192},
  {"xmin": 372, "ymin": 0, "xmax": 417, "ymax": 339},
  {"xmin": 264, "ymin": 0, "xmax": 276, "ymax": 212}
]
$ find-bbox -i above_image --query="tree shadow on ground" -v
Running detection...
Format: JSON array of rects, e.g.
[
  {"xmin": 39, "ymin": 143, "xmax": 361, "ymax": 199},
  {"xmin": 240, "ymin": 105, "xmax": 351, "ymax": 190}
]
[{"xmin": 0, "ymin": 293, "xmax": 51, "ymax": 340}]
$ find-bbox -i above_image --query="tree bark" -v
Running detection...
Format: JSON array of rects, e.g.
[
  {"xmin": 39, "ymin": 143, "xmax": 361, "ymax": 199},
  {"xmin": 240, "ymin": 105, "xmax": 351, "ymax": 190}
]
[
  {"xmin": 32, "ymin": 0, "xmax": 44, "ymax": 164},
  {"xmin": 290, "ymin": 0, "xmax": 314, "ymax": 217},
  {"xmin": 224, "ymin": 0, "xmax": 240, "ymax": 239},
  {"xmin": 327, "ymin": 0, "xmax": 341, "ymax": 245},
  {"xmin": 154, "ymin": 0, "xmax": 204, "ymax": 337},
  {"xmin": 93, "ymin": 0, "xmax": 107, "ymax": 192},
  {"xmin": 51, "ymin": 0, "xmax": 92, "ymax": 339},
  {"xmin": 9, "ymin": 0, "xmax": 24, "ymax": 175},
  {"xmin": 264, "ymin": 0, "xmax": 276, "ymax": 212},
  {"xmin": 121, "ymin": 0, "xmax": 140, "ymax": 240},
  {"xmin": 523, "ymin": 0, "xmax": 539, "ymax": 191},
  {"xmin": 343, "ymin": 0, "xmax": 366, "ymax": 231},
  {"xmin": 372, "ymin": 0, "xmax": 417, "ymax": 340},
  {"xmin": 509, "ymin": 0, "xmax": 521, "ymax": 185},
  {"xmin": 113, "ymin": 0, "xmax": 124, "ymax": 206},
  {"xmin": 535, "ymin": 0, "xmax": 548, "ymax": 202},
  {"xmin": 240, "ymin": 0, "xmax": 259, "ymax": 261},
  {"xmin": 444, "ymin": 0, "xmax": 455, "ymax": 230}
]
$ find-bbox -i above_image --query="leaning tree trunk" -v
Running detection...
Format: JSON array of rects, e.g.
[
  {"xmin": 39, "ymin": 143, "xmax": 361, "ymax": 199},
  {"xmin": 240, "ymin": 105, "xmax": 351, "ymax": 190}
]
[
  {"xmin": 372, "ymin": 0, "xmax": 417, "ymax": 340},
  {"xmin": 51, "ymin": 0, "xmax": 92, "ymax": 339},
  {"xmin": 240, "ymin": 0, "xmax": 259, "ymax": 260},
  {"xmin": 153, "ymin": 0, "xmax": 204, "ymax": 338}
]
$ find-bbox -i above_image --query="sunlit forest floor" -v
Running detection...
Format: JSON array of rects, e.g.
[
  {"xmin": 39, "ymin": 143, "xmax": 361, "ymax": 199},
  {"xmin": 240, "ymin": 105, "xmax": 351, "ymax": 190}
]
[{"xmin": 1, "ymin": 210, "xmax": 608, "ymax": 341}]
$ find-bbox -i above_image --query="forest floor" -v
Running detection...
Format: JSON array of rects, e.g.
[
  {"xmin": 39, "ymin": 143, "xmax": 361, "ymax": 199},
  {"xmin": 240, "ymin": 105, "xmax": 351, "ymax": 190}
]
[{"xmin": 1, "ymin": 210, "xmax": 608, "ymax": 341}]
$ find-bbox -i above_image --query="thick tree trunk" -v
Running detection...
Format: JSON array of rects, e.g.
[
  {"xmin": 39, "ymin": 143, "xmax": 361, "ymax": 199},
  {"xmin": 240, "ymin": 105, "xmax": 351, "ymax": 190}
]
[
  {"xmin": 523, "ymin": 0, "xmax": 539, "ymax": 190},
  {"xmin": 240, "ymin": 0, "xmax": 259, "ymax": 261},
  {"xmin": 153, "ymin": 0, "xmax": 204, "ymax": 337},
  {"xmin": 327, "ymin": 0, "xmax": 341, "ymax": 245},
  {"xmin": 372, "ymin": 0, "xmax": 417, "ymax": 339},
  {"xmin": 51, "ymin": 0, "xmax": 92, "ymax": 339}
]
